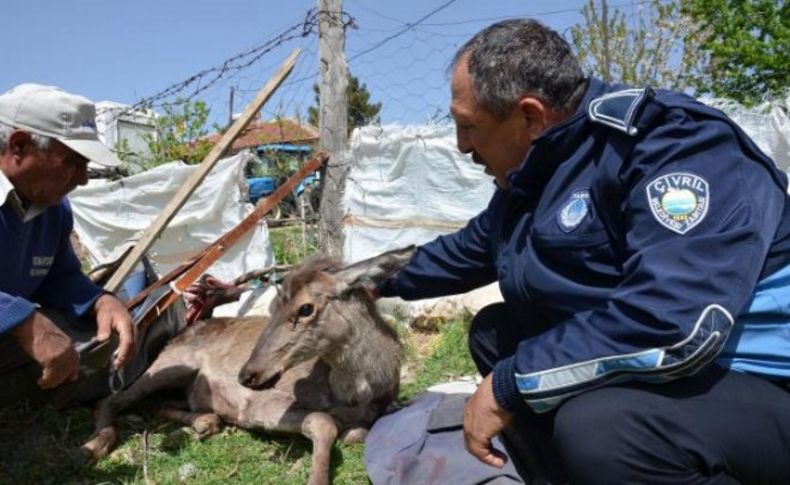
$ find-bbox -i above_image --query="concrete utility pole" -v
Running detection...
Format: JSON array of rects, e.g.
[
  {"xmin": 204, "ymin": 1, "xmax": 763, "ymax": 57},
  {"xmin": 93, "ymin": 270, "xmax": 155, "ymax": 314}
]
[{"xmin": 317, "ymin": 0, "xmax": 349, "ymax": 258}]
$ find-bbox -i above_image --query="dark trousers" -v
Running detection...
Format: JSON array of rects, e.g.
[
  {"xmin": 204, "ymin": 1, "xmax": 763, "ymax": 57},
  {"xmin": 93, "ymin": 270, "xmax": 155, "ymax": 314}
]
[
  {"xmin": 0, "ymin": 309, "xmax": 112, "ymax": 408},
  {"xmin": 0, "ymin": 301, "xmax": 185, "ymax": 408},
  {"xmin": 469, "ymin": 303, "xmax": 790, "ymax": 485}
]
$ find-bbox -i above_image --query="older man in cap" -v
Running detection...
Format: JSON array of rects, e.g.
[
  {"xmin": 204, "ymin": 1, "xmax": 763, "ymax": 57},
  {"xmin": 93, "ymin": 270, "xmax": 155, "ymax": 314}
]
[{"xmin": 0, "ymin": 83, "xmax": 135, "ymax": 406}]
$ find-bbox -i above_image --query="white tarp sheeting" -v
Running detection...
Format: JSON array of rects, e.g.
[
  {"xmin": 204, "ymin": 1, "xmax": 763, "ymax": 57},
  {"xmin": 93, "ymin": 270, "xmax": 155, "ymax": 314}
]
[
  {"xmin": 343, "ymin": 124, "xmax": 496, "ymax": 264},
  {"xmin": 342, "ymin": 124, "xmax": 500, "ymax": 318},
  {"xmin": 703, "ymin": 96, "xmax": 790, "ymax": 170},
  {"xmin": 69, "ymin": 151, "xmax": 274, "ymax": 282}
]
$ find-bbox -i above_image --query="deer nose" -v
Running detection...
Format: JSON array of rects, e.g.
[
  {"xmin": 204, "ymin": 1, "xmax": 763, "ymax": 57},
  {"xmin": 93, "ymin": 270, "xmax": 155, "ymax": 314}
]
[{"xmin": 238, "ymin": 369, "xmax": 258, "ymax": 388}]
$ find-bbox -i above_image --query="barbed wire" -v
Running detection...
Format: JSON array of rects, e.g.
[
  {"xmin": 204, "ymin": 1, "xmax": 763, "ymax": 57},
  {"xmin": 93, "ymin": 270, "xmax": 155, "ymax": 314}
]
[{"xmin": 130, "ymin": 8, "xmax": 354, "ymax": 113}]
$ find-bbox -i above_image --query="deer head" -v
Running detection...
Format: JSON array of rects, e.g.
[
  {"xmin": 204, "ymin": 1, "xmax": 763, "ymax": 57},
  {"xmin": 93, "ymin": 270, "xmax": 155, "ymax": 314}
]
[{"xmin": 238, "ymin": 246, "xmax": 415, "ymax": 390}]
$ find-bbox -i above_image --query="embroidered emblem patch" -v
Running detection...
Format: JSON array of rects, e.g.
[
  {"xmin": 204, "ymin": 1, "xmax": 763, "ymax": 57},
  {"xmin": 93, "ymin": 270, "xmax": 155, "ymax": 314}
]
[
  {"xmin": 557, "ymin": 189, "xmax": 592, "ymax": 232},
  {"xmin": 646, "ymin": 172, "xmax": 709, "ymax": 234}
]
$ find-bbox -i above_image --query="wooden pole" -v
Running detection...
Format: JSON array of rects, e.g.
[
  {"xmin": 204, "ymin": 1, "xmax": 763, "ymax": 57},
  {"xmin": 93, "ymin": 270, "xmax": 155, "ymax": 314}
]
[
  {"xmin": 317, "ymin": 0, "xmax": 348, "ymax": 259},
  {"xmin": 104, "ymin": 48, "xmax": 302, "ymax": 292}
]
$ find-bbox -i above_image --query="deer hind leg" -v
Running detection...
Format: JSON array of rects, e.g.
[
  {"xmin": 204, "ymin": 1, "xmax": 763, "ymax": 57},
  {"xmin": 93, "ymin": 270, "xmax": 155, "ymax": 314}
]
[
  {"xmin": 329, "ymin": 404, "xmax": 377, "ymax": 444},
  {"xmin": 81, "ymin": 358, "xmax": 197, "ymax": 463},
  {"xmin": 155, "ymin": 407, "xmax": 222, "ymax": 439},
  {"xmin": 339, "ymin": 426, "xmax": 368, "ymax": 444}
]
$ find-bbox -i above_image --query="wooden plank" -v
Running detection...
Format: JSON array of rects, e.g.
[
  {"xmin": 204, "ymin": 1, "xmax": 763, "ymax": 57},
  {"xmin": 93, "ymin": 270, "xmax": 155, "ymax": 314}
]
[{"xmin": 104, "ymin": 48, "xmax": 302, "ymax": 292}]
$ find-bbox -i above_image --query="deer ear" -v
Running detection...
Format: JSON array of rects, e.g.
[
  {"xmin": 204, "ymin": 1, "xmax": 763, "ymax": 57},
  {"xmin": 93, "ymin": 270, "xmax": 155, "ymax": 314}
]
[{"xmin": 331, "ymin": 245, "xmax": 416, "ymax": 295}]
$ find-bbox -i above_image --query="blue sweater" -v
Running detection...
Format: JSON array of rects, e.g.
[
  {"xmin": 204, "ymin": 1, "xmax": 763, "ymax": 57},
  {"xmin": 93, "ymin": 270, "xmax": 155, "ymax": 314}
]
[{"xmin": 0, "ymin": 199, "xmax": 104, "ymax": 333}]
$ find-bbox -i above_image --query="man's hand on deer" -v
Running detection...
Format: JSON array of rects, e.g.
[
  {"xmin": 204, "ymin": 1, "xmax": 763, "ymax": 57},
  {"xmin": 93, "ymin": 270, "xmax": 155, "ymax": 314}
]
[{"xmin": 94, "ymin": 294, "xmax": 135, "ymax": 370}]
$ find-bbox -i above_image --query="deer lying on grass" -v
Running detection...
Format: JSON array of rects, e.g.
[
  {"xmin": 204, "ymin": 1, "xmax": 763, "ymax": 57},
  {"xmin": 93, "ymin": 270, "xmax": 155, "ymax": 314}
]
[{"xmin": 81, "ymin": 246, "xmax": 414, "ymax": 485}]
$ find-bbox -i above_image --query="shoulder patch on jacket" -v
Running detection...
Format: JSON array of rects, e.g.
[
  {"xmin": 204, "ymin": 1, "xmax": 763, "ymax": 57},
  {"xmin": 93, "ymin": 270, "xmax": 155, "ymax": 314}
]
[
  {"xmin": 646, "ymin": 172, "xmax": 709, "ymax": 234},
  {"xmin": 588, "ymin": 87, "xmax": 654, "ymax": 136}
]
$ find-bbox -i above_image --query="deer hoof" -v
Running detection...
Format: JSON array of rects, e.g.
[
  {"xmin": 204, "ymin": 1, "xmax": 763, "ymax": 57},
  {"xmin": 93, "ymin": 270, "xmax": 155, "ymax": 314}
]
[
  {"xmin": 340, "ymin": 427, "xmax": 368, "ymax": 444},
  {"xmin": 80, "ymin": 427, "xmax": 118, "ymax": 463},
  {"xmin": 193, "ymin": 414, "xmax": 222, "ymax": 438}
]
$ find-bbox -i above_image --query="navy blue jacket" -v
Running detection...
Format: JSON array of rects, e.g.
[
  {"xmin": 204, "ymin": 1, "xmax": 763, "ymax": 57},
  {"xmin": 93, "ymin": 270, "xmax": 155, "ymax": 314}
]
[{"xmin": 380, "ymin": 78, "xmax": 790, "ymax": 413}]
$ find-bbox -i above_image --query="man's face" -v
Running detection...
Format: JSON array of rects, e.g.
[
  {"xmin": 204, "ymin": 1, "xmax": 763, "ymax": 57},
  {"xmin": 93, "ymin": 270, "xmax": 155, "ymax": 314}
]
[
  {"xmin": 450, "ymin": 57, "xmax": 534, "ymax": 190},
  {"xmin": 13, "ymin": 136, "xmax": 89, "ymax": 206}
]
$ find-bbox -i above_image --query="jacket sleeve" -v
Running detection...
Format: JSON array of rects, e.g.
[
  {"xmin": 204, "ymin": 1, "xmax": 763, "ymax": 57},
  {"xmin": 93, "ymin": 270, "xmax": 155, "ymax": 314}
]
[
  {"xmin": 32, "ymin": 203, "xmax": 105, "ymax": 320},
  {"xmin": 377, "ymin": 192, "xmax": 500, "ymax": 300},
  {"xmin": 492, "ymin": 109, "xmax": 787, "ymax": 413},
  {"xmin": 0, "ymin": 291, "xmax": 37, "ymax": 334}
]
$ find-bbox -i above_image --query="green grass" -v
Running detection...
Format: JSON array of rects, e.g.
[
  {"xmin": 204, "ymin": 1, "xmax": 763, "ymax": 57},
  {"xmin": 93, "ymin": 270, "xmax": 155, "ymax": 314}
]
[
  {"xmin": 268, "ymin": 225, "xmax": 318, "ymax": 265},
  {"xmin": 399, "ymin": 316, "xmax": 477, "ymax": 401},
  {"xmin": 0, "ymin": 317, "xmax": 475, "ymax": 484}
]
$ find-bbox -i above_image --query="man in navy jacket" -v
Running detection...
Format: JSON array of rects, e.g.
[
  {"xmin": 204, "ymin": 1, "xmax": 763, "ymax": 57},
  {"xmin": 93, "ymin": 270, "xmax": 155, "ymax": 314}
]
[
  {"xmin": 0, "ymin": 84, "xmax": 135, "ymax": 405},
  {"xmin": 379, "ymin": 19, "xmax": 790, "ymax": 483}
]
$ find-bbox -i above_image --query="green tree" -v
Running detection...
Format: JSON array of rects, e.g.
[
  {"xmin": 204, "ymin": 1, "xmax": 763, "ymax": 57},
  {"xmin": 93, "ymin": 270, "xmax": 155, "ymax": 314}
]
[
  {"xmin": 682, "ymin": 0, "xmax": 789, "ymax": 105},
  {"xmin": 570, "ymin": 0, "xmax": 706, "ymax": 91},
  {"xmin": 142, "ymin": 98, "xmax": 214, "ymax": 168},
  {"xmin": 308, "ymin": 73, "xmax": 382, "ymax": 136}
]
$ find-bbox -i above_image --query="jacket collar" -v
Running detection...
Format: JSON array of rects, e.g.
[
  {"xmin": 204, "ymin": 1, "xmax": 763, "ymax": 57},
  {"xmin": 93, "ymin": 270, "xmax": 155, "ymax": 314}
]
[{"xmin": 0, "ymin": 169, "xmax": 48, "ymax": 222}]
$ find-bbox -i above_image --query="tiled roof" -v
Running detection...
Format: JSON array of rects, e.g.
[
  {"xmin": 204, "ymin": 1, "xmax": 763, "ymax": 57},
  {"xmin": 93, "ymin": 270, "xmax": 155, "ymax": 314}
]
[{"xmin": 206, "ymin": 118, "xmax": 319, "ymax": 152}]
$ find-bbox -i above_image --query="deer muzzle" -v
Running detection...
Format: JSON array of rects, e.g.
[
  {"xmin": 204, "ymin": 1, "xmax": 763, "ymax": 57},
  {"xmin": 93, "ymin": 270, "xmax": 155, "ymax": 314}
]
[{"xmin": 238, "ymin": 367, "xmax": 283, "ymax": 390}]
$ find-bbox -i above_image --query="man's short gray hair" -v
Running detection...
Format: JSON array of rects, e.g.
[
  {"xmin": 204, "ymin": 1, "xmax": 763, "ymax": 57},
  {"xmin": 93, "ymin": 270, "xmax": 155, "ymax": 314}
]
[
  {"xmin": 0, "ymin": 121, "xmax": 52, "ymax": 153},
  {"xmin": 451, "ymin": 19, "xmax": 585, "ymax": 119}
]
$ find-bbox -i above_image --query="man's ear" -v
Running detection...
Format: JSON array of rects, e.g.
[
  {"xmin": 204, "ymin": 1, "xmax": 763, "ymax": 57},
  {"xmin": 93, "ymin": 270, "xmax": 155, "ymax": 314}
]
[
  {"xmin": 516, "ymin": 97, "xmax": 551, "ymax": 139},
  {"xmin": 7, "ymin": 130, "xmax": 32, "ymax": 157}
]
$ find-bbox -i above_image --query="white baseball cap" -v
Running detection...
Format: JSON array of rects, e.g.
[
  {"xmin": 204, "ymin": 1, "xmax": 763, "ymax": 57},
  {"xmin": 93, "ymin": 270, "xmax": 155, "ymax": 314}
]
[{"xmin": 0, "ymin": 83, "xmax": 121, "ymax": 167}]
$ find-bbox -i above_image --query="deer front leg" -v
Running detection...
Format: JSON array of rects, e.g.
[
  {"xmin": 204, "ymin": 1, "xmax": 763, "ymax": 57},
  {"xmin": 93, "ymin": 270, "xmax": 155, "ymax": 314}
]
[
  {"xmin": 241, "ymin": 392, "xmax": 338, "ymax": 485},
  {"xmin": 301, "ymin": 411, "xmax": 339, "ymax": 485},
  {"xmin": 156, "ymin": 407, "xmax": 222, "ymax": 439}
]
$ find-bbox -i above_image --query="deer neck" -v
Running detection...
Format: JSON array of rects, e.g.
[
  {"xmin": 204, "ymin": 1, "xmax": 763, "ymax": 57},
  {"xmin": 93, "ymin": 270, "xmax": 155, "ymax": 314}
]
[{"xmin": 322, "ymin": 298, "xmax": 401, "ymax": 406}]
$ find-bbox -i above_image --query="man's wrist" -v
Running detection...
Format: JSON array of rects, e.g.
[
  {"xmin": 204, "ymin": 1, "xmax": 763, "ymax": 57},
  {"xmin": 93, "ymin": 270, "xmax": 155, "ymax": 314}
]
[
  {"xmin": 492, "ymin": 357, "xmax": 531, "ymax": 414},
  {"xmin": 92, "ymin": 292, "xmax": 119, "ymax": 311}
]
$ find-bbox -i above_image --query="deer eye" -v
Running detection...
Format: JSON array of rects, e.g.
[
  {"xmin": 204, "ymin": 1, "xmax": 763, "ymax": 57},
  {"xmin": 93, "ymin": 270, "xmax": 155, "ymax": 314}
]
[{"xmin": 297, "ymin": 303, "xmax": 314, "ymax": 318}]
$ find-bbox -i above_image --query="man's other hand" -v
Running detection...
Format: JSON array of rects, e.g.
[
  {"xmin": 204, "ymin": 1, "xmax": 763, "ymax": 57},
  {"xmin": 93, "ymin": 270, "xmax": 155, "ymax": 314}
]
[
  {"xmin": 11, "ymin": 312, "xmax": 79, "ymax": 389},
  {"xmin": 94, "ymin": 294, "xmax": 135, "ymax": 369},
  {"xmin": 463, "ymin": 373, "xmax": 514, "ymax": 468}
]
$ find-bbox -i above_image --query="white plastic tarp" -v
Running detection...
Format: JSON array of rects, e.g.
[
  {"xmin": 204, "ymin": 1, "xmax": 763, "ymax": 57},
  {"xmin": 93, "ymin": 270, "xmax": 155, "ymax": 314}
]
[
  {"xmin": 343, "ymin": 124, "xmax": 496, "ymax": 264},
  {"xmin": 702, "ymin": 96, "xmax": 790, "ymax": 171},
  {"xmin": 69, "ymin": 151, "xmax": 274, "ymax": 282},
  {"xmin": 342, "ymin": 124, "xmax": 501, "ymax": 319}
]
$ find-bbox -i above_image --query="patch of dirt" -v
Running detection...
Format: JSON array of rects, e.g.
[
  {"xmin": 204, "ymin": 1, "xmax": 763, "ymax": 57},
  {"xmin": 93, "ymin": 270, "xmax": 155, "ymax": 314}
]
[
  {"xmin": 409, "ymin": 328, "xmax": 441, "ymax": 360},
  {"xmin": 399, "ymin": 327, "xmax": 442, "ymax": 385}
]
